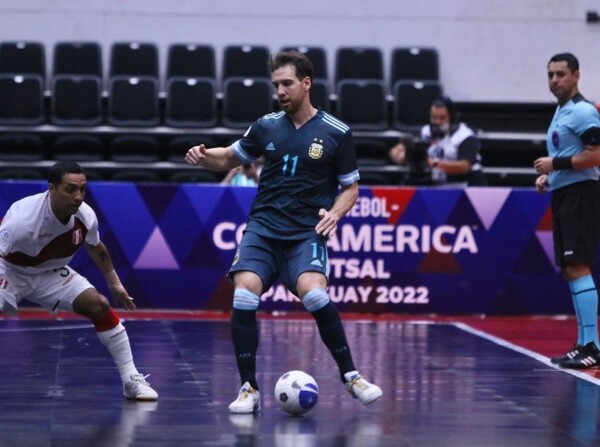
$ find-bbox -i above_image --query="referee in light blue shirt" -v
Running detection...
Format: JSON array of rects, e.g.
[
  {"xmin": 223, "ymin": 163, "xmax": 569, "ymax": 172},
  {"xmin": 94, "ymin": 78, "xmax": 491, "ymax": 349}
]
[{"xmin": 534, "ymin": 52, "xmax": 600, "ymax": 369}]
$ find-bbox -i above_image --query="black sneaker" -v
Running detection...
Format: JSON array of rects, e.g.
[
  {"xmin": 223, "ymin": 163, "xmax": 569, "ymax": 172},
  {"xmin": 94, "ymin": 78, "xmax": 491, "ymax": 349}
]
[
  {"xmin": 550, "ymin": 345, "xmax": 583, "ymax": 364},
  {"xmin": 559, "ymin": 342, "xmax": 600, "ymax": 369}
]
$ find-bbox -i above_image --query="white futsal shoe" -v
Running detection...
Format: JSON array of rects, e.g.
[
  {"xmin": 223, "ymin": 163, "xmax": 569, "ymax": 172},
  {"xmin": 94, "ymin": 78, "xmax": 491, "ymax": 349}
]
[
  {"xmin": 344, "ymin": 372, "xmax": 382, "ymax": 405},
  {"xmin": 229, "ymin": 382, "xmax": 261, "ymax": 414},
  {"xmin": 123, "ymin": 374, "xmax": 158, "ymax": 401}
]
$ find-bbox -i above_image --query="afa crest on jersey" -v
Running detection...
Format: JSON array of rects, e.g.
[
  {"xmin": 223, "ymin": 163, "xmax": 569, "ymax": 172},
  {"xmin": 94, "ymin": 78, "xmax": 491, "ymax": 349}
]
[{"xmin": 308, "ymin": 139, "xmax": 324, "ymax": 159}]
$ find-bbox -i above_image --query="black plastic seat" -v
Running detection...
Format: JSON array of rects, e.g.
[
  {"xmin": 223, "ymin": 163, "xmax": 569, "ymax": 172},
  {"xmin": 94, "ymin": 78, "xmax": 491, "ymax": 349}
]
[
  {"xmin": 336, "ymin": 79, "xmax": 388, "ymax": 130},
  {"xmin": 165, "ymin": 77, "xmax": 217, "ymax": 128},
  {"xmin": 281, "ymin": 46, "xmax": 327, "ymax": 80},
  {"xmin": 53, "ymin": 41, "xmax": 102, "ymax": 77},
  {"xmin": 166, "ymin": 44, "xmax": 215, "ymax": 80},
  {"xmin": 108, "ymin": 135, "xmax": 161, "ymax": 162},
  {"xmin": 109, "ymin": 42, "xmax": 159, "ymax": 78},
  {"xmin": 50, "ymin": 75, "xmax": 102, "ymax": 126},
  {"xmin": 0, "ymin": 74, "xmax": 45, "ymax": 125},
  {"xmin": 0, "ymin": 133, "xmax": 45, "ymax": 160},
  {"xmin": 390, "ymin": 47, "xmax": 439, "ymax": 86},
  {"xmin": 221, "ymin": 77, "xmax": 273, "ymax": 128},
  {"xmin": 108, "ymin": 76, "xmax": 160, "ymax": 127},
  {"xmin": 0, "ymin": 41, "xmax": 46, "ymax": 81},
  {"xmin": 334, "ymin": 47, "xmax": 384, "ymax": 85},
  {"xmin": 222, "ymin": 45, "xmax": 270, "ymax": 80},
  {"xmin": 51, "ymin": 134, "xmax": 105, "ymax": 161},
  {"xmin": 393, "ymin": 80, "xmax": 443, "ymax": 132}
]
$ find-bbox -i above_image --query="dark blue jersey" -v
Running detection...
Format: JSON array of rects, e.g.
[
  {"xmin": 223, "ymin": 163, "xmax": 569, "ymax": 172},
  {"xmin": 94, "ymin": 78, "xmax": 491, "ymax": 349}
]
[{"xmin": 231, "ymin": 110, "xmax": 360, "ymax": 239}]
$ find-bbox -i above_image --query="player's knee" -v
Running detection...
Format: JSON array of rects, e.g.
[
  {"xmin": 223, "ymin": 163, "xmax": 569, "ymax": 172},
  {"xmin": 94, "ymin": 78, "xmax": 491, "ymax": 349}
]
[
  {"xmin": 73, "ymin": 290, "xmax": 110, "ymax": 319},
  {"xmin": 302, "ymin": 288, "xmax": 330, "ymax": 312},
  {"xmin": 233, "ymin": 289, "xmax": 260, "ymax": 311}
]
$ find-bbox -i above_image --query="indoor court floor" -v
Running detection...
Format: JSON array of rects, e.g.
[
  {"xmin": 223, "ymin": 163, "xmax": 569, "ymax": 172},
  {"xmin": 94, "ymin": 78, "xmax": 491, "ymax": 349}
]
[{"xmin": 0, "ymin": 310, "xmax": 598, "ymax": 447}]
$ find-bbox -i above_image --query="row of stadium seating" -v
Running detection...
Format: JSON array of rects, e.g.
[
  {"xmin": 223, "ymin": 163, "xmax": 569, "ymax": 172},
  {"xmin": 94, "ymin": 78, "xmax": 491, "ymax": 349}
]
[
  {"xmin": 0, "ymin": 41, "xmax": 439, "ymax": 89},
  {"xmin": 0, "ymin": 40, "xmax": 548, "ymax": 186}
]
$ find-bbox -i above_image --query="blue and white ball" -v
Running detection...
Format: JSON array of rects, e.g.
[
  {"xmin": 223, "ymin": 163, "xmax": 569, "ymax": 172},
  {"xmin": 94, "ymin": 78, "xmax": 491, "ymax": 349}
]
[{"xmin": 274, "ymin": 370, "xmax": 319, "ymax": 416}]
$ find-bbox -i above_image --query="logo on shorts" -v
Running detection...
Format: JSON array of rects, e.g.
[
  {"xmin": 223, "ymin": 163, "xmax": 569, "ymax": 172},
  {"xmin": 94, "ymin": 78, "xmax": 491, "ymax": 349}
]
[
  {"xmin": 308, "ymin": 139, "xmax": 324, "ymax": 159},
  {"xmin": 0, "ymin": 278, "xmax": 8, "ymax": 289},
  {"xmin": 72, "ymin": 229, "xmax": 83, "ymax": 245}
]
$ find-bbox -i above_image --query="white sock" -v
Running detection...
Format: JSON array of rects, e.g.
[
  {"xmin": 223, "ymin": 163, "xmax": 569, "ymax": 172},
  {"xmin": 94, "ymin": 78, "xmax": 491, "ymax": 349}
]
[{"xmin": 96, "ymin": 322, "xmax": 139, "ymax": 384}]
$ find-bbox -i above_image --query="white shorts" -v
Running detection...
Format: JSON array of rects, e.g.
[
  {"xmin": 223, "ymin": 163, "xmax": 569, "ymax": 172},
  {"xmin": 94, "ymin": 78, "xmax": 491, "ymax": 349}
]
[{"xmin": 0, "ymin": 262, "xmax": 94, "ymax": 315}]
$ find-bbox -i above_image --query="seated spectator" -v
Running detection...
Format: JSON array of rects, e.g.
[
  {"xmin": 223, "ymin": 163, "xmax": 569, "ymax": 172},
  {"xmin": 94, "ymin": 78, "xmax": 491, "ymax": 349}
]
[
  {"xmin": 389, "ymin": 97, "xmax": 487, "ymax": 186},
  {"xmin": 221, "ymin": 162, "xmax": 260, "ymax": 186}
]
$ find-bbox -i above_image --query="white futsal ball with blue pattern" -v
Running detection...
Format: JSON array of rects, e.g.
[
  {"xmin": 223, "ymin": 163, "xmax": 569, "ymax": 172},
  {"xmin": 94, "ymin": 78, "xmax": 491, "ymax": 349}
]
[{"xmin": 274, "ymin": 370, "xmax": 319, "ymax": 415}]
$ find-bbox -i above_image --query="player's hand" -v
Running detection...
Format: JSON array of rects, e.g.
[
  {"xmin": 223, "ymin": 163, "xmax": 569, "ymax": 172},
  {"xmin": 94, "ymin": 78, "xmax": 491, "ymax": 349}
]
[
  {"xmin": 315, "ymin": 208, "xmax": 337, "ymax": 237},
  {"xmin": 533, "ymin": 157, "xmax": 552, "ymax": 175},
  {"xmin": 108, "ymin": 283, "xmax": 137, "ymax": 311},
  {"xmin": 535, "ymin": 174, "xmax": 549, "ymax": 193},
  {"xmin": 185, "ymin": 144, "xmax": 207, "ymax": 166}
]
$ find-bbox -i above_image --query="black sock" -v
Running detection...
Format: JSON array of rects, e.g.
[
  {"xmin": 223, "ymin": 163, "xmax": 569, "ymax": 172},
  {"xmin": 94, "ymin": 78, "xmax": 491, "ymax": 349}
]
[
  {"xmin": 230, "ymin": 308, "xmax": 259, "ymax": 390},
  {"xmin": 311, "ymin": 302, "xmax": 356, "ymax": 382}
]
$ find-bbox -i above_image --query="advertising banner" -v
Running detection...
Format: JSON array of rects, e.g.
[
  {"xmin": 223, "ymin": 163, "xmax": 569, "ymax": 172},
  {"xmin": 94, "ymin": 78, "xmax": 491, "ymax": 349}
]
[{"xmin": 0, "ymin": 181, "xmax": 584, "ymax": 315}]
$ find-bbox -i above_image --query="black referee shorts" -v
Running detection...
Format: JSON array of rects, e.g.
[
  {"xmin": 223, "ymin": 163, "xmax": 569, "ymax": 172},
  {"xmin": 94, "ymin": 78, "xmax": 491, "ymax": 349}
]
[{"xmin": 551, "ymin": 180, "xmax": 600, "ymax": 267}]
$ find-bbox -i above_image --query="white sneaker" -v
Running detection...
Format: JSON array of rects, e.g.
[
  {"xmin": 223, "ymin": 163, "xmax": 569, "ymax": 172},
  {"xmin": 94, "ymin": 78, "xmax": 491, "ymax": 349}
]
[
  {"xmin": 228, "ymin": 382, "xmax": 261, "ymax": 414},
  {"xmin": 123, "ymin": 374, "xmax": 158, "ymax": 401},
  {"xmin": 344, "ymin": 372, "xmax": 382, "ymax": 405}
]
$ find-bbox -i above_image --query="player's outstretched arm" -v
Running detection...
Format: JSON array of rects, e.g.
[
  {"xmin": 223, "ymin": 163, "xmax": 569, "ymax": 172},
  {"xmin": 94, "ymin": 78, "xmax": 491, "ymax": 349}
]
[
  {"xmin": 85, "ymin": 241, "xmax": 136, "ymax": 310},
  {"xmin": 185, "ymin": 144, "xmax": 241, "ymax": 171}
]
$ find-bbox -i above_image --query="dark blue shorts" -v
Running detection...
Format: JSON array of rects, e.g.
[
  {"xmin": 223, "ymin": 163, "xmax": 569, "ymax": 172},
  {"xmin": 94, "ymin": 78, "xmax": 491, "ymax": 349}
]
[{"xmin": 228, "ymin": 231, "xmax": 329, "ymax": 295}]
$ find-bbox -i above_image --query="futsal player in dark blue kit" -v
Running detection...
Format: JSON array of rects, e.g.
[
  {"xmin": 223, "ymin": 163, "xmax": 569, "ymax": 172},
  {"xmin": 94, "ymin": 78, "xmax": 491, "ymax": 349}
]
[
  {"xmin": 533, "ymin": 53, "xmax": 600, "ymax": 368},
  {"xmin": 185, "ymin": 50, "xmax": 382, "ymax": 413}
]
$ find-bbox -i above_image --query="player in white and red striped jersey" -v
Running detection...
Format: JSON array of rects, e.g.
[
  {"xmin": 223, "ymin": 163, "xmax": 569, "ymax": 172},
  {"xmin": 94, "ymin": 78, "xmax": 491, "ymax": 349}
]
[{"xmin": 0, "ymin": 161, "xmax": 157, "ymax": 401}]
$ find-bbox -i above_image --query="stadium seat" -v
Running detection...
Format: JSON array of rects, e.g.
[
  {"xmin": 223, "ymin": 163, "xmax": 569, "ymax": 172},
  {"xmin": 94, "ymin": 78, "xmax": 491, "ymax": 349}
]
[
  {"xmin": 0, "ymin": 41, "xmax": 46, "ymax": 81},
  {"xmin": 393, "ymin": 80, "xmax": 443, "ymax": 132},
  {"xmin": 221, "ymin": 77, "xmax": 273, "ymax": 128},
  {"xmin": 222, "ymin": 45, "xmax": 270, "ymax": 80},
  {"xmin": 310, "ymin": 79, "xmax": 330, "ymax": 112},
  {"xmin": 108, "ymin": 135, "xmax": 161, "ymax": 162},
  {"xmin": 50, "ymin": 75, "xmax": 102, "ymax": 126},
  {"xmin": 109, "ymin": 42, "xmax": 159, "ymax": 78},
  {"xmin": 0, "ymin": 74, "xmax": 45, "ymax": 125},
  {"xmin": 53, "ymin": 41, "xmax": 102, "ymax": 77},
  {"xmin": 165, "ymin": 77, "xmax": 217, "ymax": 128},
  {"xmin": 51, "ymin": 134, "xmax": 105, "ymax": 161},
  {"xmin": 0, "ymin": 168, "xmax": 45, "ymax": 180},
  {"xmin": 108, "ymin": 76, "xmax": 160, "ymax": 127},
  {"xmin": 281, "ymin": 46, "xmax": 328, "ymax": 80},
  {"xmin": 0, "ymin": 133, "xmax": 45, "ymax": 160},
  {"xmin": 110, "ymin": 169, "xmax": 162, "ymax": 182},
  {"xmin": 390, "ymin": 47, "xmax": 439, "ymax": 86},
  {"xmin": 166, "ymin": 44, "xmax": 215, "ymax": 80},
  {"xmin": 354, "ymin": 138, "xmax": 392, "ymax": 166},
  {"xmin": 334, "ymin": 47, "xmax": 384, "ymax": 84},
  {"xmin": 336, "ymin": 79, "xmax": 388, "ymax": 130}
]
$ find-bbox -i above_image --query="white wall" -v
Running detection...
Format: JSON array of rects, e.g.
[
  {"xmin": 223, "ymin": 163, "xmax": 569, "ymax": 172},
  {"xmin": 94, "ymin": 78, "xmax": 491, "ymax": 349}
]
[{"xmin": 1, "ymin": 0, "xmax": 599, "ymax": 102}]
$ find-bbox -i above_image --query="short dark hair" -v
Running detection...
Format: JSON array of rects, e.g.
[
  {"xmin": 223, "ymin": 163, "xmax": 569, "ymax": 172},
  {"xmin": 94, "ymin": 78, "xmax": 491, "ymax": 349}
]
[
  {"xmin": 48, "ymin": 161, "xmax": 85, "ymax": 186},
  {"xmin": 267, "ymin": 50, "xmax": 314, "ymax": 82},
  {"xmin": 431, "ymin": 96, "xmax": 457, "ymax": 123},
  {"xmin": 548, "ymin": 52, "xmax": 579, "ymax": 73}
]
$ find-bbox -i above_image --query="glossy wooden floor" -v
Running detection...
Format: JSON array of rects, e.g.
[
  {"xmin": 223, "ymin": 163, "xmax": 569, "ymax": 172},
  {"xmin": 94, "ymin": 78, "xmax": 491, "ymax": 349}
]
[{"xmin": 0, "ymin": 311, "xmax": 598, "ymax": 447}]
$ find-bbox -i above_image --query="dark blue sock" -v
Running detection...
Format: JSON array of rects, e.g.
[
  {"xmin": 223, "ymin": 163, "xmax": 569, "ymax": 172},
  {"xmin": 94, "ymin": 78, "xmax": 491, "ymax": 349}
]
[
  {"xmin": 311, "ymin": 302, "xmax": 356, "ymax": 381},
  {"xmin": 230, "ymin": 308, "xmax": 259, "ymax": 390}
]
